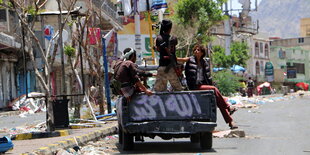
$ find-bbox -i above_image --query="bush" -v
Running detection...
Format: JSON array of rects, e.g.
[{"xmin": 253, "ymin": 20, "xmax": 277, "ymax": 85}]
[{"xmin": 213, "ymin": 70, "xmax": 241, "ymax": 96}]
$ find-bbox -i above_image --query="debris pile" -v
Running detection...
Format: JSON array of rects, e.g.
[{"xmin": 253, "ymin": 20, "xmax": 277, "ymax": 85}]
[
  {"xmin": 54, "ymin": 135, "xmax": 119, "ymax": 155},
  {"xmin": 9, "ymin": 92, "xmax": 46, "ymax": 113}
]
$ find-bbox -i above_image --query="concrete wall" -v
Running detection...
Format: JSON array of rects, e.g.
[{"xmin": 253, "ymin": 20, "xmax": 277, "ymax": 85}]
[
  {"xmin": 300, "ymin": 18, "xmax": 310, "ymax": 37},
  {"xmin": 270, "ymin": 37, "xmax": 310, "ymax": 50}
]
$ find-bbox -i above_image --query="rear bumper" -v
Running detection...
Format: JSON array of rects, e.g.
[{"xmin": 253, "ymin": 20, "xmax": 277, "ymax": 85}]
[{"xmin": 123, "ymin": 121, "xmax": 217, "ymax": 134}]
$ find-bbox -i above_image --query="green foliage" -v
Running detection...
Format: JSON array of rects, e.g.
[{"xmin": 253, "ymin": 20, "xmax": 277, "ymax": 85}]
[
  {"xmin": 212, "ymin": 45, "xmax": 229, "ymax": 67},
  {"xmin": 212, "ymin": 41, "xmax": 250, "ymax": 68},
  {"xmin": 27, "ymin": 6, "xmax": 37, "ymax": 16},
  {"xmin": 64, "ymin": 45, "xmax": 76, "ymax": 57},
  {"xmin": 175, "ymin": 49, "xmax": 186, "ymax": 58},
  {"xmin": 143, "ymin": 12, "xmax": 158, "ymax": 23},
  {"xmin": 150, "ymin": 14, "xmax": 158, "ymax": 22},
  {"xmin": 213, "ymin": 70, "xmax": 241, "ymax": 96},
  {"xmin": 173, "ymin": 0, "xmax": 226, "ymax": 43},
  {"xmin": 68, "ymin": 20, "xmax": 76, "ymax": 27},
  {"xmin": 7, "ymin": 2, "xmax": 12, "ymax": 7},
  {"xmin": 0, "ymin": 0, "xmax": 12, "ymax": 9}
]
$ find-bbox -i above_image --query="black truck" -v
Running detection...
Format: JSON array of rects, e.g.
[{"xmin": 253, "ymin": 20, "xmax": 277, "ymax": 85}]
[{"xmin": 116, "ymin": 90, "xmax": 217, "ymax": 151}]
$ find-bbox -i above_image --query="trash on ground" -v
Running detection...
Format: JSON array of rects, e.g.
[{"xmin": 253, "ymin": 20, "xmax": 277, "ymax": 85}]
[
  {"xmin": 9, "ymin": 92, "xmax": 46, "ymax": 113},
  {"xmin": 0, "ymin": 136, "xmax": 14, "ymax": 153},
  {"xmin": 213, "ymin": 129, "xmax": 245, "ymax": 138}
]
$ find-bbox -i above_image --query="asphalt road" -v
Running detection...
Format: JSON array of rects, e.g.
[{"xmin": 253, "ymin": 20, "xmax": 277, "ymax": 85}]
[
  {"xmin": 113, "ymin": 96, "xmax": 310, "ymax": 155},
  {"xmin": 1, "ymin": 96, "xmax": 310, "ymax": 154},
  {"xmin": 0, "ymin": 112, "xmax": 46, "ymax": 137}
]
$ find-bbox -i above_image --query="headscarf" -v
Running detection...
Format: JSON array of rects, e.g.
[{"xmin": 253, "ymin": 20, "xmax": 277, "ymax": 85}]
[{"xmin": 123, "ymin": 48, "xmax": 135, "ymax": 60}]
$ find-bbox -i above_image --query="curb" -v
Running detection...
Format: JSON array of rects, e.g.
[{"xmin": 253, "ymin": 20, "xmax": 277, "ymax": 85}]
[
  {"xmin": 11, "ymin": 130, "xmax": 71, "ymax": 140},
  {"xmin": 21, "ymin": 125, "xmax": 118, "ymax": 155}
]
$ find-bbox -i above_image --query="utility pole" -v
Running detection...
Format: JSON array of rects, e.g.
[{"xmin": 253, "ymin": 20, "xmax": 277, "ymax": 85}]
[
  {"xmin": 134, "ymin": 0, "xmax": 142, "ymax": 65},
  {"xmin": 146, "ymin": 0, "xmax": 156, "ymax": 65},
  {"xmin": 224, "ymin": 2, "xmax": 231, "ymax": 56}
]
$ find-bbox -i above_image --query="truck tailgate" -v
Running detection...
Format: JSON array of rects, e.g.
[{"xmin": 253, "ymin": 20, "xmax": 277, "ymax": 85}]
[{"xmin": 128, "ymin": 90, "xmax": 217, "ymax": 122}]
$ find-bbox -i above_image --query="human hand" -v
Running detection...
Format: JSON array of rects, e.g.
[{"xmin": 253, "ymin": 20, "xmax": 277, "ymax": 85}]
[{"xmin": 145, "ymin": 89, "xmax": 153, "ymax": 96}]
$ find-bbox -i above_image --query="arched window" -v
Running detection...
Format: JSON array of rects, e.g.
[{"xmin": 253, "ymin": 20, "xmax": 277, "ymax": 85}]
[
  {"xmin": 255, "ymin": 42, "xmax": 259, "ymax": 56},
  {"xmin": 265, "ymin": 44, "xmax": 269, "ymax": 58},
  {"xmin": 255, "ymin": 61, "xmax": 260, "ymax": 75}
]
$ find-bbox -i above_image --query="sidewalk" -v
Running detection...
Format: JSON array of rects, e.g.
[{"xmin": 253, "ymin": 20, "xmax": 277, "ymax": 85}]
[{"xmin": 6, "ymin": 121, "xmax": 117, "ymax": 155}]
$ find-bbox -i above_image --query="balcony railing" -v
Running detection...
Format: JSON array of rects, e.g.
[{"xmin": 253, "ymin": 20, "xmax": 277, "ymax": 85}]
[
  {"xmin": 236, "ymin": 26, "xmax": 258, "ymax": 35},
  {"xmin": 92, "ymin": 0, "xmax": 122, "ymax": 25}
]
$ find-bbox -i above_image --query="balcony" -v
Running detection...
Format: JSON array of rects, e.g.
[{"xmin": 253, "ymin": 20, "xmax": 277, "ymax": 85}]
[
  {"xmin": 235, "ymin": 26, "xmax": 258, "ymax": 35},
  {"xmin": 92, "ymin": 0, "xmax": 122, "ymax": 30}
]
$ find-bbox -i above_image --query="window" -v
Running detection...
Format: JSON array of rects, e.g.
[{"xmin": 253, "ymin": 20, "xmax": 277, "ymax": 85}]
[
  {"xmin": 0, "ymin": 10, "xmax": 6, "ymax": 22},
  {"xmin": 279, "ymin": 48, "xmax": 286, "ymax": 59},
  {"xmin": 260, "ymin": 42, "xmax": 263, "ymax": 53},
  {"xmin": 265, "ymin": 44, "xmax": 269, "ymax": 58},
  {"xmin": 260, "ymin": 61, "xmax": 264, "ymax": 72},
  {"xmin": 298, "ymin": 38, "xmax": 304, "ymax": 43},
  {"xmin": 255, "ymin": 61, "xmax": 260, "ymax": 75},
  {"xmin": 255, "ymin": 42, "xmax": 259, "ymax": 56},
  {"xmin": 293, "ymin": 63, "xmax": 305, "ymax": 74}
]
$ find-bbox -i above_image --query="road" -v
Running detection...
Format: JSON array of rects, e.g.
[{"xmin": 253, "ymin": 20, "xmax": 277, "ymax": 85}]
[
  {"xmin": 0, "ymin": 112, "xmax": 46, "ymax": 137},
  {"xmin": 1, "ymin": 96, "xmax": 310, "ymax": 154},
  {"xmin": 100, "ymin": 96, "xmax": 310, "ymax": 155}
]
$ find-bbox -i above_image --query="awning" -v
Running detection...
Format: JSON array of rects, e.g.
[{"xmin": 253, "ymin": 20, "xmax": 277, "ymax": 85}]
[{"xmin": 0, "ymin": 32, "xmax": 21, "ymax": 50}]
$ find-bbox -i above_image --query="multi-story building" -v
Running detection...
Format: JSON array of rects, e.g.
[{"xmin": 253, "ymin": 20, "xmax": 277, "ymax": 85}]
[
  {"xmin": 247, "ymin": 33, "xmax": 271, "ymax": 82},
  {"xmin": 0, "ymin": 0, "xmax": 122, "ymax": 109},
  {"xmin": 270, "ymin": 37, "xmax": 310, "ymax": 83},
  {"xmin": 0, "ymin": 8, "xmax": 21, "ymax": 109}
]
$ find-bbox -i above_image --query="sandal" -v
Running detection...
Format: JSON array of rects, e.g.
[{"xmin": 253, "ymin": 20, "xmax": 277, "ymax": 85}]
[
  {"xmin": 229, "ymin": 122, "xmax": 238, "ymax": 130},
  {"xmin": 229, "ymin": 106, "xmax": 238, "ymax": 115},
  {"xmin": 230, "ymin": 125, "xmax": 238, "ymax": 130}
]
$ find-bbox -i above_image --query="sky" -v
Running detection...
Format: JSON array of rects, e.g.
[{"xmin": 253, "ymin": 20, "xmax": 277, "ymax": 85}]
[{"xmin": 228, "ymin": 0, "xmax": 262, "ymax": 16}]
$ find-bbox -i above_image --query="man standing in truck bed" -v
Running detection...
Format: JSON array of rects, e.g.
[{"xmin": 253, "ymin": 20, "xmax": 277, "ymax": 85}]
[{"xmin": 154, "ymin": 19, "xmax": 183, "ymax": 92}]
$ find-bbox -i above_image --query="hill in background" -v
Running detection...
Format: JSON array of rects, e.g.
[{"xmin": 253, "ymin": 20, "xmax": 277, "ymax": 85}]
[{"xmin": 250, "ymin": 0, "xmax": 310, "ymax": 38}]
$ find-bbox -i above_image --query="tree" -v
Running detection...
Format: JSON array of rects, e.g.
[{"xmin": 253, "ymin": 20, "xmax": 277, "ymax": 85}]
[
  {"xmin": 0, "ymin": 0, "xmax": 79, "ymax": 131},
  {"xmin": 212, "ymin": 41, "xmax": 250, "ymax": 68},
  {"xmin": 173, "ymin": 0, "xmax": 226, "ymax": 56},
  {"xmin": 213, "ymin": 70, "xmax": 241, "ymax": 96}
]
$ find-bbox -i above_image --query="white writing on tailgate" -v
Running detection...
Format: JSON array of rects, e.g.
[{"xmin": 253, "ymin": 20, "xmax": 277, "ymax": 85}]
[{"xmin": 131, "ymin": 94, "xmax": 202, "ymax": 121}]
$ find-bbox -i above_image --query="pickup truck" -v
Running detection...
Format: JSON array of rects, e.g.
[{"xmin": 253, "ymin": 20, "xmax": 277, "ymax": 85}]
[{"xmin": 116, "ymin": 90, "xmax": 217, "ymax": 151}]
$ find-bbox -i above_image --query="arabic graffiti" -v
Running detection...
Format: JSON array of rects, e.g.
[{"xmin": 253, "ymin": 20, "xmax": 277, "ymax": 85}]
[{"xmin": 131, "ymin": 94, "xmax": 202, "ymax": 121}]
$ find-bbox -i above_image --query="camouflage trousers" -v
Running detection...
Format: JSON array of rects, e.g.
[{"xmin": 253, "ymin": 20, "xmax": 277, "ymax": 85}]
[{"xmin": 154, "ymin": 66, "xmax": 183, "ymax": 92}]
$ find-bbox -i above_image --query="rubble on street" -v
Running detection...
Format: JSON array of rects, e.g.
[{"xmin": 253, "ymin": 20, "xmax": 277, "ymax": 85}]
[{"xmin": 226, "ymin": 91, "xmax": 310, "ymax": 109}]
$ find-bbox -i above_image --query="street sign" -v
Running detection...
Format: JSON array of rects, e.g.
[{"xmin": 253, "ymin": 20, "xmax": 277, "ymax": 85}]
[{"xmin": 44, "ymin": 25, "xmax": 54, "ymax": 41}]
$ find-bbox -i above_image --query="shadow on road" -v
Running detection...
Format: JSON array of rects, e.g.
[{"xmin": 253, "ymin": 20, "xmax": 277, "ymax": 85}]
[{"xmin": 115, "ymin": 141, "xmax": 217, "ymax": 154}]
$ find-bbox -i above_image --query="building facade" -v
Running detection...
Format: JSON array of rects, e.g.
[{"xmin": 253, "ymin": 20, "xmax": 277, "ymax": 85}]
[
  {"xmin": 0, "ymin": 8, "xmax": 21, "ymax": 108},
  {"xmin": 247, "ymin": 34, "xmax": 271, "ymax": 82},
  {"xmin": 270, "ymin": 37, "xmax": 310, "ymax": 83}
]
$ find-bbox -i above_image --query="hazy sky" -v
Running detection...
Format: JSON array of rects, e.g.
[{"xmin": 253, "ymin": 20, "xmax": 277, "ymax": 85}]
[{"xmin": 229, "ymin": 0, "xmax": 262, "ymax": 16}]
